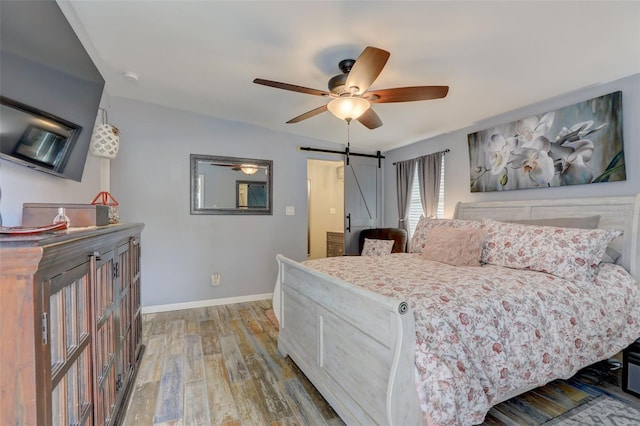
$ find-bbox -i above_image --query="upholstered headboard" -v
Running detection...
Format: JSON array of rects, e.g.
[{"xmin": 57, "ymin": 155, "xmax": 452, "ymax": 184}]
[{"xmin": 454, "ymin": 194, "xmax": 640, "ymax": 282}]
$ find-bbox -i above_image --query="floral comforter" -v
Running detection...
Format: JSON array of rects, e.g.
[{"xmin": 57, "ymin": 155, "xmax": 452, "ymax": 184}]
[{"xmin": 302, "ymin": 254, "xmax": 640, "ymax": 426}]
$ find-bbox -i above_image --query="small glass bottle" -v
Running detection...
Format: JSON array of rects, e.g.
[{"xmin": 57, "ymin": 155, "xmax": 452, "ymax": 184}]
[{"xmin": 53, "ymin": 207, "xmax": 70, "ymax": 228}]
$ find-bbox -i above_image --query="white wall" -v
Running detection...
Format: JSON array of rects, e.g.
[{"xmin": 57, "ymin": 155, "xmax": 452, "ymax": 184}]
[
  {"xmin": 383, "ymin": 74, "xmax": 640, "ymax": 225},
  {"xmin": 108, "ymin": 97, "xmax": 345, "ymax": 307},
  {"xmin": 308, "ymin": 159, "xmax": 344, "ymax": 259}
]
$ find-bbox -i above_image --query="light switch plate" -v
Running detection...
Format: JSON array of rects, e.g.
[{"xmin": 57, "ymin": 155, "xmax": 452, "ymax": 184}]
[{"xmin": 285, "ymin": 206, "xmax": 295, "ymax": 216}]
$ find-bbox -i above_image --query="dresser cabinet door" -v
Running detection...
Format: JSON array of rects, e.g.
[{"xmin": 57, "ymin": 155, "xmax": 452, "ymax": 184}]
[
  {"xmin": 114, "ymin": 238, "xmax": 136, "ymax": 415},
  {"xmin": 46, "ymin": 261, "xmax": 94, "ymax": 426},
  {"xmin": 92, "ymin": 250, "xmax": 118, "ymax": 425},
  {"xmin": 117, "ymin": 241, "xmax": 132, "ymax": 391},
  {"xmin": 97, "ymin": 237, "xmax": 143, "ymax": 425},
  {"xmin": 118, "ymin": 237, "xmax": 142, "ymax": 391},
  {"xmin": 130, "ymin": 237, "xmax": 143, "ymax": 363}
]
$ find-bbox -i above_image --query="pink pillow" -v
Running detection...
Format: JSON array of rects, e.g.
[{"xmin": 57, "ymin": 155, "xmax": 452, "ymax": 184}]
[
  {"xmin": 420, "ymin": 227, "xmax": 487, "ymax": 266},
  {"xmin": 410, "ymin": 217, "xmax": 483, "ymax": 253},
  {"xmin": 481, "ymin": 219, "xmax": 623, "ymax": 284},
  {"xmin": 361, "ymin": 238, "xmax": 394, "ymax": 256}
]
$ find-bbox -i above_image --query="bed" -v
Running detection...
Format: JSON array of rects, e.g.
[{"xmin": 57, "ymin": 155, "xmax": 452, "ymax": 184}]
[{"xmin": 274, "ymin": 195, "xmax": 640, "ymax": 426}]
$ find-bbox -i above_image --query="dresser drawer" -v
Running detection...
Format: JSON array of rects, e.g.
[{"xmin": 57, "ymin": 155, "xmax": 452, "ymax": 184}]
[
  {"xmin": 326, "ymin": 232, "xmax": 344, "ymax": 257},
  {"xmin": 327, "ymin": 232, "xmax": 344, "ymax": 243}
]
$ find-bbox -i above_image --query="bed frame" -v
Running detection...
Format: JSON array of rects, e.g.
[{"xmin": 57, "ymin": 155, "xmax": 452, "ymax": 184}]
[{"xmin": 275, "ymin": 194, "xmax": 640, "ymax": 425}]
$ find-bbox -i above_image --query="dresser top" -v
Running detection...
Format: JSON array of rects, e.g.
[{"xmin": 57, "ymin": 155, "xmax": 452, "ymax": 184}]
[{"xmin": 0, "ymin": 223, "xmax": 144, "ymax": 248}]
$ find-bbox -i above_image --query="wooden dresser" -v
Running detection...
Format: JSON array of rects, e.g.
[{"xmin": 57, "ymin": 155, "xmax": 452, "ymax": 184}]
[
  {"xmin": 326, "ymin": 231, "xmax": 344, "ymax": 257},
  {"xmin": 0, "ymin": 223, "xmax": 144, "ymax": 426}
]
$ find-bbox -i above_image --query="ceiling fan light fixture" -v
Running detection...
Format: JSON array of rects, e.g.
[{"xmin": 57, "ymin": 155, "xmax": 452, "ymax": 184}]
[
  {"xmin": 254, "ymin": 46, "xmax": 446, "ymax": 129},
  {"xmin": 240, "ymin": 164, "xmax": 259, "ymax": 175},
  {"xmin": 327, "ymin": 97, "xmax": 370, "ymax": 122}
]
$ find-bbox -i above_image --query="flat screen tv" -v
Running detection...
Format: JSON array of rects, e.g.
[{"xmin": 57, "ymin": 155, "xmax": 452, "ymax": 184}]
[
  {"xmin": 0, "ymin": 0, "xmax": 105, "ymax": 181},
  {"xmin": 1, "ymin": 96, "xmax": 82, "ymax": 176}
]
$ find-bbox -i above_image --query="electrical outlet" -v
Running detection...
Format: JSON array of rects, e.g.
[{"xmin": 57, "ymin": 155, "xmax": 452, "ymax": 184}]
[{"xmin": 211, "ymin": 273, "xmax": 221, "ymax": 286}]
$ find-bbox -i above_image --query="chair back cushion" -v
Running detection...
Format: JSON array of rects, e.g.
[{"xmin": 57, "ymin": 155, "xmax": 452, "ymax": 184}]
[{"xmin": 358, "ymin": 228, "xmax": 408, "ymax": 254}]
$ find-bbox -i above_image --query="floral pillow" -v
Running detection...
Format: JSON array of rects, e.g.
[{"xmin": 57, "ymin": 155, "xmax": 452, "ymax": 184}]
[
  {"xmin": 420, "ymin": 227, "xmax": 487, "ymax": 266},
  {"xmin": 481, "ymin": 218, "xmax": 623, "ymax": 284},
  {"xmin": 410, "ymin": 216, "xmax": 483, "ymax": 253},
  {"xmin": 361, "ymin": 238, "xmax": 394, "ymax": 256}
]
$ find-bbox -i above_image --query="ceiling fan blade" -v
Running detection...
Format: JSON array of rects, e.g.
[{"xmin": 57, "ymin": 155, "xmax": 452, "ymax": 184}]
[
  {"xmin": 345, "ymin": 46, "xmax": 390, "ymax": 95},
  {"xmin": 357, "ymin": 108, "xmax": 383, "ymax": 129},
  {"xmin": 286, "ymin": 105, "xmax": 328, "ymax": 123},
  {"xmin": 367, "ymin": 86, "xmax": 449, "ymax": 103},
  {"xmin": 253, "ymin": 78, "xmax": 330, "ymax": 97}
]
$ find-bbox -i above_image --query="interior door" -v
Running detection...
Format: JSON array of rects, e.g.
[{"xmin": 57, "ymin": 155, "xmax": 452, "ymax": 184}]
[
  {"xmin": 344, "ymin": 156, "xmax": 382, "ymax": 254},
  {"xmin": 307, "ymin": 159, "xmax": 345, "ymax": 259}
]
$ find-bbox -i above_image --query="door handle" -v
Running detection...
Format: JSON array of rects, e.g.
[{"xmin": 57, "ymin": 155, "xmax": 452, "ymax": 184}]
[{"xmin": 346, "ymin": 213, "xmax": 351, "ymax": 233}]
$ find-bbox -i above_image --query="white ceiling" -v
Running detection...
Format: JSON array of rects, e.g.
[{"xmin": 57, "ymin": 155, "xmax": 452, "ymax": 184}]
[{"xmin": 60, "ymin": 0, "xmax": 640, "ymax": 152}]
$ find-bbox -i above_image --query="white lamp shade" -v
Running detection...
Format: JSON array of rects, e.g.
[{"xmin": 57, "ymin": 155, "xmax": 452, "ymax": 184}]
[
  {"xmin": 90, "ymin": 124, "xmax": 120, "ymax": 159},
  {"xmin": 327, "ymin": 97, "xmax": 370, "ymax": 121}
]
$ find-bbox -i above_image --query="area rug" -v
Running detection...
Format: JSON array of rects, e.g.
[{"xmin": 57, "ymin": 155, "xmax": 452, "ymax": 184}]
[
  {"xmin": 547, "ymin": 394, "xmax": 640, "ymax": 425},
  {"xmin": 481, "ymin": 368, "xmax": 640, "ymax": 425}
]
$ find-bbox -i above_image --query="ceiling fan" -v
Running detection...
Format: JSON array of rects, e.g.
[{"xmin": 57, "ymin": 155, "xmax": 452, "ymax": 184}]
[
  {"xmin": 253, "ymin": 46, "xmax": 449, "ymax": 130},
  {"xmin": 212, "ymin": 162, "xmax": 261, "ymax": 175}
]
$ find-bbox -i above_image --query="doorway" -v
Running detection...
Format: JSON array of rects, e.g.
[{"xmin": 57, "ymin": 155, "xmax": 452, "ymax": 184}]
[
  {"xmin": 307, "ymin": 159, "xmax": 345, "ymax": 259},
  {"xmin": 307, "ymin": 155, "xmax": 382, "ymax": 258}
]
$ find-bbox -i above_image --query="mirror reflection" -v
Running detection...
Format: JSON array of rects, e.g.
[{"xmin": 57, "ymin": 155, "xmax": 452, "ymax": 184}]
[
  {"xmin": 236, "ymin": 181, "xmax": 267, "ymax": 208},
  {"xmin": 190, "ymin": 154, "xmax": 272, "ymax": 215}
]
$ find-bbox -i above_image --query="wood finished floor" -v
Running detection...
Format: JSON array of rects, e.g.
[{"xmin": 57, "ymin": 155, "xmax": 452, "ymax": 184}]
[
  {"xmin": 122, "ymin": 300, "xmax": 344, "ymax": 426},
  {"xmin": 123, "ymin": 300, "xmax": 640, "ymax": 426}
]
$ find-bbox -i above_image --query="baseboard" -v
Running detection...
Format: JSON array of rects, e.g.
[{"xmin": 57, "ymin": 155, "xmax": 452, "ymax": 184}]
[{"xmin": 141, "ymin": 293, "xmax": 273, "ymax": 314}]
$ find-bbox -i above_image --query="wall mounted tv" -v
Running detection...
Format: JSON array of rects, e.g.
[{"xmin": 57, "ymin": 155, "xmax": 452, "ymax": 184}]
[{"xmin": 0, "ymin": 0, "xmax": 105, "ymax": 182}]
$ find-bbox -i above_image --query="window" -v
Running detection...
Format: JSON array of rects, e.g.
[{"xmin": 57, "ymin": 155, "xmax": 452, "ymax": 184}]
[{"xmin": 407, "ymin": 156, "xmax": 445, "ymax": 237}]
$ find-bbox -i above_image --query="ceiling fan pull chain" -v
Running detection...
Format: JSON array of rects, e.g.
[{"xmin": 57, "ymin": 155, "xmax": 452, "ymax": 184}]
[{"xmin": 346, "ymin": 121, "xmax": 351, "ymax": 166}]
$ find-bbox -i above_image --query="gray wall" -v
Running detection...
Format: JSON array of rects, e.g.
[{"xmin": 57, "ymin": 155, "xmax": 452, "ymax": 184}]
[
  {"xmin": 383, "ymin": 74, "xmax": 640, "ymax": 226},
  {"xmin": 109, "ymin": 97, "xmax": 345, "ymax": 307},
  {"xmin": 0, "ymin": 149, "xmax": 105, "ymax": 226},
  {"xmin": 5, "ymin": 74, "xmax": 636, "ymax": 308}
]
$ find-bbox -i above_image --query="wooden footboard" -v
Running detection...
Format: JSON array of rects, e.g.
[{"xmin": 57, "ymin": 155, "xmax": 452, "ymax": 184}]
[{"xmin": 276, "ymin": 254, "xmax": 425, "ymax": 426}]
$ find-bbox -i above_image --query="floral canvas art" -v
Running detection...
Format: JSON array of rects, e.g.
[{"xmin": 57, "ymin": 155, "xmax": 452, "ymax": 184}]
[{"xmin": 468, "ymin": 91, "xmax": 625, "ymax": 192}]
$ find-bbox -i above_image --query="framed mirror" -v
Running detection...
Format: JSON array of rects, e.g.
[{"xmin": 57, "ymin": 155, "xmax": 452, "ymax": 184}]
[{"xmin": 190, "ymin": 154, "xmax": 273, "ymax": 215}]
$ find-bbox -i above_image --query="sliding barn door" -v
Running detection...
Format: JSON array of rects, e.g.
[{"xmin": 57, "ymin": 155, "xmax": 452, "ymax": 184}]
[{"xmin": 344, "ymin": 156, "xmax": 382, "ymax": 254}]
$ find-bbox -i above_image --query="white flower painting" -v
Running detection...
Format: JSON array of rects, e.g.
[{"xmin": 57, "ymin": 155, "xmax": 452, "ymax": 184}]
[{"xmin": 468, "ymin": 91, "xmax": 625, "ymax": 192}]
